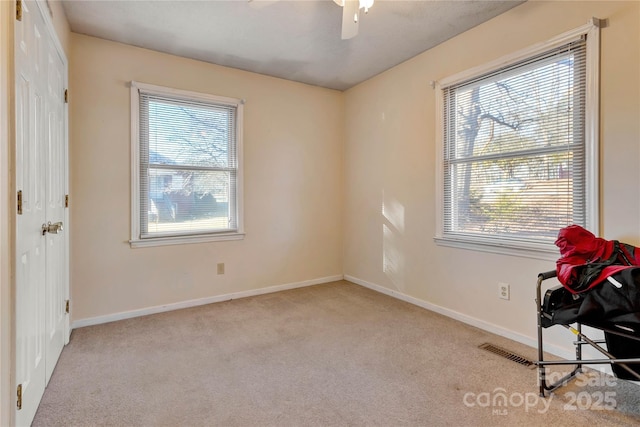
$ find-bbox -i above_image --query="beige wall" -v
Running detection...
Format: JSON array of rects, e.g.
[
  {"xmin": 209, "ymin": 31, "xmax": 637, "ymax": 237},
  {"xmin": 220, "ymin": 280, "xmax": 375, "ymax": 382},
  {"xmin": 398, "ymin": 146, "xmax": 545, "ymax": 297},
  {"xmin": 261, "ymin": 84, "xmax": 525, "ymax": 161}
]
[
  {"xmin": 4, "ymin": 0, "xmax": 632, "ymax": 423},
  {"xmin": 343, "ymin": 0, "xmax": 640, "ymax": 352},
  {"xmin": 48, "ymin": 0, "xmax": 71, "ymax": 55},
  {"xmin": 2, "ymin": 1, "xmax": 639, "ymax": 421},
  {"xmin": 69, "ymin": 34, "xmax": 344, "ymax": 321}
]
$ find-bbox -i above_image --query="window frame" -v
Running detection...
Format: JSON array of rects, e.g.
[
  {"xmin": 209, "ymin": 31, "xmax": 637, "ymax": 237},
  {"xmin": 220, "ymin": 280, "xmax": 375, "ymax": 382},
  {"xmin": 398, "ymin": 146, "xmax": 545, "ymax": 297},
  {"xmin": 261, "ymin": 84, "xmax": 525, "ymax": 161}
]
[
  {"xmin": 434, "ymin": 19, "xmax": 601, "ymax": 260},
  {"xmin": 130, "ymin": 81, "xmax": 245, "ymax": 248}
]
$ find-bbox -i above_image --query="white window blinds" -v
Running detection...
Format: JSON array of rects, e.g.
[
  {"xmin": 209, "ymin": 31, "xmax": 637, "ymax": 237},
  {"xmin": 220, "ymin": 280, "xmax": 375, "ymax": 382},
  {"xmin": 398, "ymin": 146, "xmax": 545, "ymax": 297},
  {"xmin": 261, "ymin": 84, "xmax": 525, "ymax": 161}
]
[
  {"xmin": 442, "ymin": 37, "xmax": 588, "ymax": 245},
  {"xmin": 136, "ymin": 86, "xmax": 241, "ymax": 241}
]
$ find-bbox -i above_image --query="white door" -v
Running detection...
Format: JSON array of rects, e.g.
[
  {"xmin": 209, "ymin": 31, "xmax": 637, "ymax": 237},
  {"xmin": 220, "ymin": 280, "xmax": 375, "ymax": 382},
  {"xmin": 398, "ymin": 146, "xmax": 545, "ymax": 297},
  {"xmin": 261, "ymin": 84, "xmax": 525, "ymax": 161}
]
[
  {"xmin": 44, "ymin": 28, "xmax": 67, "ymax": 384},
  {"xmin": 14, "ymin": 1, "xmax": 68, "ymax": 425}
]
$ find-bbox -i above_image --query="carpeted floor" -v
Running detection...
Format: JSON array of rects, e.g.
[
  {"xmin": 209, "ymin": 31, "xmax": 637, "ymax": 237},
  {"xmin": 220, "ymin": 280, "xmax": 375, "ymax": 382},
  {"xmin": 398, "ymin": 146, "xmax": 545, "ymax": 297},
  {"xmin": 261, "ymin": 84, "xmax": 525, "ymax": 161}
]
[{"xmin": 33, "ymin": 280, "xmax": 640, "ymax": 426}]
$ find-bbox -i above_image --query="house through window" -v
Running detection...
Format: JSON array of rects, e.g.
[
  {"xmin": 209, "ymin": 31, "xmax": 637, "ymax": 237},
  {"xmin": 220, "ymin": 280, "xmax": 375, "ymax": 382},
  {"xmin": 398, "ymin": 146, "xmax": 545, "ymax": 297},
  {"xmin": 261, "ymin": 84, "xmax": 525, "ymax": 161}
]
[{"xmin": 130, "ymin": 82, "xmax": 244, "ymax": 247}]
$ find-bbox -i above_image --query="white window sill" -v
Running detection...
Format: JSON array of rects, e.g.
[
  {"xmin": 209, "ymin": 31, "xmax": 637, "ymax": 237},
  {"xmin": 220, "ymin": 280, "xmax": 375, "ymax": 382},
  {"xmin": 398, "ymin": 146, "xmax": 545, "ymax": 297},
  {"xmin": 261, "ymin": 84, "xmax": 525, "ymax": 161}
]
[
  {"xmin": 130, "ymin": 232, "xmax": 245, "ymax": 248},
  {"xmin": 433, "ymin": 235, "xmax": 559, "ymax": 262}
]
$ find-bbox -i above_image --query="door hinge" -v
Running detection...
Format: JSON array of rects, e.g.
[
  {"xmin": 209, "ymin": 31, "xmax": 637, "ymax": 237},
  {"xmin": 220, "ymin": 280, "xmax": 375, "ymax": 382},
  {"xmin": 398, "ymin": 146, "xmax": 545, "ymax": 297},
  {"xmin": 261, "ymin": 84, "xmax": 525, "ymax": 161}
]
[
  {"xmin": 65, "ymin": 300, "xmax": 70, "ymax": 314},
  {"xmin": 17, "ymin": 190, "xmax": 23, "ymax": 215},
  {"xmin": 16, "ymin": 0, "xmax": 22, "ymax": 21},
  {"xmin": 64, "ymin": 89, "xmax": 68, "ymax": 103},
  {"xmin": 65, "ymin": 194, "xmax": 69, "ymax": 208},
  {"xmin": 16, "ymin": 384, "xmax": 22, "ymax": 410}
]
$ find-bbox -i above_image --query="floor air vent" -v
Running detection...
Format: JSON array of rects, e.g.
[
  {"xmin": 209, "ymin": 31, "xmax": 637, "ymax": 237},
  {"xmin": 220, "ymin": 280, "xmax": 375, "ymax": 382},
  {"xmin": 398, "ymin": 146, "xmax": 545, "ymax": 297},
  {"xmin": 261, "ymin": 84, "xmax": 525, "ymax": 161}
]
[{"xmin": 478, "ymin": 343, "xmax": 535, "ymax": 368}]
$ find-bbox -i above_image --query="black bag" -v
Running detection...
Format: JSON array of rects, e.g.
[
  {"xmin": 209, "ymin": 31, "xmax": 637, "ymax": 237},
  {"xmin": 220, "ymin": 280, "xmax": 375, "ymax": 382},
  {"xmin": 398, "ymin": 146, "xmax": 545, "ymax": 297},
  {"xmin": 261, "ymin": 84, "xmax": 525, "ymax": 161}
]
[
  {"xmin": 575, "ymin": 241, "xmax": 626, "ymax": 292},
  {"xmin": 605, "ymin": 331, "xmax": 640, "ymax": 380},
  {"xmin": 541, "ymin": 286, "xmax": 583, "ymax": 327}
]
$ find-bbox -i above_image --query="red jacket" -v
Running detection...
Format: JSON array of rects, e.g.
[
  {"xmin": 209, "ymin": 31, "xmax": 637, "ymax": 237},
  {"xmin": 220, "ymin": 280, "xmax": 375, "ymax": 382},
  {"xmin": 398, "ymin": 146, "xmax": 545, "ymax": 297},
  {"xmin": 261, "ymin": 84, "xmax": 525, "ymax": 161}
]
[{"xmin": 555, "ymin": 225, "xmax": 640, "ymax": 293}]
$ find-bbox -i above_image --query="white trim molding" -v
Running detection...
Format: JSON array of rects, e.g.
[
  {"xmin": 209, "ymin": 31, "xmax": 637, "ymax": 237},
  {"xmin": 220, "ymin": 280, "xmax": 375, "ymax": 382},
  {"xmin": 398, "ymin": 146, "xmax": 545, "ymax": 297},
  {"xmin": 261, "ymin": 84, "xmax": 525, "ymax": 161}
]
[
  {"xmin": 434, "ymin": 18, "xmax": 601, "ymax": 256},
  {"xmin": 0, "ymin": 2, "xmax": 15, "ymax": 426},
  {"xmin": 344, "ymin": 275, "xmax": 577, "ymax": 361},
  {"xmin": 129, "ymin": 81, "xmax": 245, "ymax": 248},
  {"xmin": 72, "ymin": 275, "xmax": 344, "ymax": 329}
]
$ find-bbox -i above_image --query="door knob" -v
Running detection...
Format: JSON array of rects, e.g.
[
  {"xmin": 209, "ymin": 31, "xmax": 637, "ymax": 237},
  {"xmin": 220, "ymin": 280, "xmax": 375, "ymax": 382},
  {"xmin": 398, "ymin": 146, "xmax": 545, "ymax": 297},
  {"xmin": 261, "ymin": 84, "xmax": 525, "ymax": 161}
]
[{"xmin": 42, "ymin": 221, "xmax": 63, "ymax": 235}]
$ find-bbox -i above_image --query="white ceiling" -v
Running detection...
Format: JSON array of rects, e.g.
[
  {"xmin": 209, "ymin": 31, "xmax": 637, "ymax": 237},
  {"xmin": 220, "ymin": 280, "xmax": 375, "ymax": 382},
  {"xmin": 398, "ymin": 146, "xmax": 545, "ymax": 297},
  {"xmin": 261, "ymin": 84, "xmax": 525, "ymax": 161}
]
[{"xmin": 61, "ymin": 0, "xmax": 525, "ymax": 91}]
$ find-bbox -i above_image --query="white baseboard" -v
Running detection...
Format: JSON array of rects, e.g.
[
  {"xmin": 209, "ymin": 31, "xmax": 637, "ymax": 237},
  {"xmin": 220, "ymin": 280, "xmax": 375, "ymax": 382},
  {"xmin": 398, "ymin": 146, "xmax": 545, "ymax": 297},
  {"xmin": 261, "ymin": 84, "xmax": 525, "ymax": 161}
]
[
  {"xmin": 72, "ymin": 272, "xmax": 577, "ymax": 361},
  {"xmin": 72, "ymin": 274, "xmax": 344, "ymax": 329},
  {"xmin": 344, "ymin": 274, "xmax": 575, "ymax": 360}
]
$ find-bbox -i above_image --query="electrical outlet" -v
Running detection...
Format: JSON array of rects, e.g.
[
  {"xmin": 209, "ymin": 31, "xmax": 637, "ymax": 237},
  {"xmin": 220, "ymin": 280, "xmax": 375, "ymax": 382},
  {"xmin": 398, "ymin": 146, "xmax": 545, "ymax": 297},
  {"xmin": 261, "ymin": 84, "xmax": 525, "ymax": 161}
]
[
  {"xmin": 498, "ymin": 283, "xmax": 510, "ymax": 300},
  {"xmin": 217, "ymin": 263, "xmax": 225, "ymax": 275}
]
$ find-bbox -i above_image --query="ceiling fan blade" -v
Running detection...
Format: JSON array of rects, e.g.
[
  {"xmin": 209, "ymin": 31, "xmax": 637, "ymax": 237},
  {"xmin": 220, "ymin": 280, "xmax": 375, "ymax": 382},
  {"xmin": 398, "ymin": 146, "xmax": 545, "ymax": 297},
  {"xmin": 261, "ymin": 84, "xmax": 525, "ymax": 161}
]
[{"xmin": 341, "ymin": 0, "xmax": 359, "ymax": 40}]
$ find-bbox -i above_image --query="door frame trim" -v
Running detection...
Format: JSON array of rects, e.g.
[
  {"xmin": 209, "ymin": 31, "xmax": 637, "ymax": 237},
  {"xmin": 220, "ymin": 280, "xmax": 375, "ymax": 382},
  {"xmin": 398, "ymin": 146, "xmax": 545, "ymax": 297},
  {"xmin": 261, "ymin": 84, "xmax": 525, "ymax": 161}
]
[
  {"xmin": 4, "ymin": 1, "xmax": 70, "ymax": 425},
  {"xmin": 0, "ymin": 1, "xmax": 16, "ymax": 425}
]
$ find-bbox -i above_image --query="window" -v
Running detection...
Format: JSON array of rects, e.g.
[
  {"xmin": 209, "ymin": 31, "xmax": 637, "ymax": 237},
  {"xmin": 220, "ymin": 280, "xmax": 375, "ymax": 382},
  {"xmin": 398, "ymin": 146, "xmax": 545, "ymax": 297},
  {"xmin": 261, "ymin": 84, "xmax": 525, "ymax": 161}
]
[
  {"xmin": 435, "ymin": 21, "xmax": 600, "ymax": 258},
  {"xmin": 130, "ymin": 82, "xmax": 244, "ymax": 247}
]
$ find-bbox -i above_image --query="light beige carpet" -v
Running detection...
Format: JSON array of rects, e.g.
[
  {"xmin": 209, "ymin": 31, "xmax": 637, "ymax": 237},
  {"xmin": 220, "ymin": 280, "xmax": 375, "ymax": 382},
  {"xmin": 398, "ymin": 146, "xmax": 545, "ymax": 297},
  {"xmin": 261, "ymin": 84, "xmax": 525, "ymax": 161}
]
[{"xmin": 33, "ymin": 280, "xmax": 640, "ymax": 426}]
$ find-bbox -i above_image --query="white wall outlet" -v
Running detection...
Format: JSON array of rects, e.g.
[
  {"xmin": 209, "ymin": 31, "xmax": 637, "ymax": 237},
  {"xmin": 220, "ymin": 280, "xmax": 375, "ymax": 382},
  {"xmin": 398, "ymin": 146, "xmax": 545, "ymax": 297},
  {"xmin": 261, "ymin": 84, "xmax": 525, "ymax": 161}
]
[
  {"xmin": 217, "ymin": 263, "xmax": 225, "ymax": 275},
  {"xmin": 498, "ymin": 283, "xmax": 510, "ymax": 300}
]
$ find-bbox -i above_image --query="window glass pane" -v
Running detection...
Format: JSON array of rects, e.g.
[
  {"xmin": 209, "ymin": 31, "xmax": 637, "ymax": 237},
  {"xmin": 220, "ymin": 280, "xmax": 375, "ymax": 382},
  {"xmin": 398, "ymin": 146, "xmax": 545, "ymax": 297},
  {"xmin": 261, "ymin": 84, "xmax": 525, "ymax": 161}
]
[
  {"xmin": 144, "ymin": 168, "xmax": 234, "ymax": 236},
  {"xmin": 135, "ymin": 85, "xmax": 241, "ymax": 242},
  {"xmin": 446, "ymin": 153, "xmax": 582, "ymax": 240},
  {"xmin": 146, "ymin": 99, "xmax": 233, "ymax": 169},
  {"xmin": 453, "ymin": 55, "xmax": 581, "ymax": 159},
  {"xmin": 442, "ymin": 39, "xmax": 587, "ymax": 245}
]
